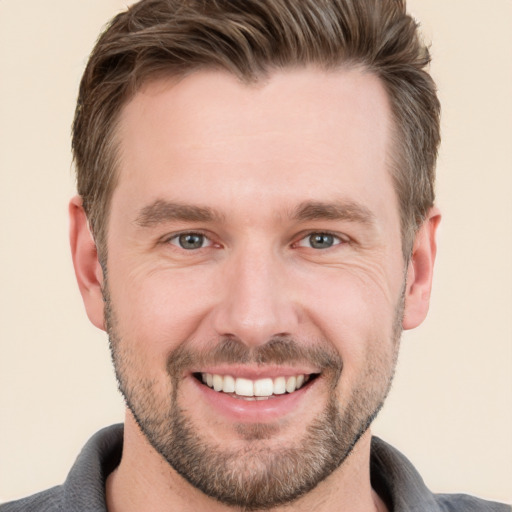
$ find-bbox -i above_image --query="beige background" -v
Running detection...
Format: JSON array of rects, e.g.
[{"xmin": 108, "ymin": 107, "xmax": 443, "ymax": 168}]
[{"xmin": 1, "ymin": 0, "xmax": 511, "ymax": 504}]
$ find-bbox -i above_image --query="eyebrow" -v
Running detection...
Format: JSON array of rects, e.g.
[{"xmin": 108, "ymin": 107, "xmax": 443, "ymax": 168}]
[
  {"xmin": 135, "ymin": 200, "xmax": 224, "ymax": 227},
  {"xmin": 292, "ymin": 200, "xmax": 375, "ymax": 225},
  {"xmin": 135, "ymin": 199, "xmax": 375, "ymax": 228}
]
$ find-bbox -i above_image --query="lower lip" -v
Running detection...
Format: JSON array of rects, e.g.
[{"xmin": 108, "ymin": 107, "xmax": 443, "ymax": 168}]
[{"xmin": 191, "ymin": 376, "xmax": 316, "ymax": 423}]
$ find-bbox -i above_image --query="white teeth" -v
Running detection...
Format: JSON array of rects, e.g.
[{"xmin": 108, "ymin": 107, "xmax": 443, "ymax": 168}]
[
  {"xmin": 285, "ymin": 376, "xmax": 297, "ymax": 393},
  {"xmin": 213, "ymin": 374, "xmax": 223, "ymax": 392},
  {"xmin": 253, "ymin": 378, "xmax": 273, "ymax": 397},
  {"xmin": 273, "ymin": 376, "xmax": 286, "ymax": 395},
  {"xmin": 222, "ymin": 375, "xmax": 235, "ymax": 393},
  {"xmin": 200, "ymin": 373, "xmax": 309, "ymax": 397},
  {"xmin": 235, "ymin": 378, "xmax": 254, "ymax": 396}
]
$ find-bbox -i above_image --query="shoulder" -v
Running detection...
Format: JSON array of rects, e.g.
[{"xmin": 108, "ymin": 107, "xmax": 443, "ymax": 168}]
[
  {"xmin": 0, "ymin": 486, "xmax": 63, "ymax": 512},
  {"xmin": 370, "ymin": 437, "xmax": 511, "ymax": 512},
  {"xmin": 1, "ymin": 424, "xmax": 123, "ymax": 512},
  {"xmin": 435, "ymin": 493, "xmax": 512, "ymax": 512}
]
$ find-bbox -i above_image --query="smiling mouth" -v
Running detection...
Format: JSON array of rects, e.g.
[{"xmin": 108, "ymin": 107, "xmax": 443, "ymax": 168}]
[{"xmin": 194, "ymin": 373, "xmax": 319, "ymax": 401}]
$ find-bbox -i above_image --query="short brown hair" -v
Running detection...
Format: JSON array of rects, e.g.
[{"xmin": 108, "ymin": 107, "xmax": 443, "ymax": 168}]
[{"xmin": 73, "ymin": 0, "xmax": 440, "ymax": 262}]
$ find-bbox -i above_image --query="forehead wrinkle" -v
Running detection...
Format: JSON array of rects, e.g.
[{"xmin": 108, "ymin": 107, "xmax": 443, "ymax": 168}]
[
  {"xmin": 135, "ymin": 199, "xmax": 225, "ymax": 228},
  {"xmin": 292, "ymin": 200, "xmax": 376, "ymax": 225}
]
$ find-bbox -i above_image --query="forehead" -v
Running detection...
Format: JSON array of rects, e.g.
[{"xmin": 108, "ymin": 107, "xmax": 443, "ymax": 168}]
[{"xmin": 113, "ymin": 67, "xmax": 396, "ymax": 225}]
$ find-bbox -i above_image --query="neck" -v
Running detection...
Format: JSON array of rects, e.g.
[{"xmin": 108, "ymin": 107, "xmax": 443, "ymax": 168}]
[{"xmin": 106, "ymin": 412, "xmax": 387, "ymax": 512}]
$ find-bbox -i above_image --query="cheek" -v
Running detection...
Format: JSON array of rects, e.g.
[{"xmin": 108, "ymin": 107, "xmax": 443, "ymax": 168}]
[
  {"xmin": 108, "ymin": 265, "xmax": 218, "ymax": 359},
  {"xmin": 302, "ymin": 261, "xmax": 399, "ymax": 327},
  {"xmin": 297, "ymin": 262, "xmax": 401, "ymax": 372}
]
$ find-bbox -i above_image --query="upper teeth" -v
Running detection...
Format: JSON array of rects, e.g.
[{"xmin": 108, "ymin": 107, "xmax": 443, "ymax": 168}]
[{"xmin": 201, "ymin": 373, "xmax": 307, "ymax": 397}]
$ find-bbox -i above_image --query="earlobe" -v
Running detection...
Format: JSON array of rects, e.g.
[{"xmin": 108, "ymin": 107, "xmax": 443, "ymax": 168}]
[
  {"xmin": 402, "ymin": 208, "xmax": 441, "ymax": 330},
  {"xmin": 69, "ymin": 196, "xmax": 106, "ymax": 331}
]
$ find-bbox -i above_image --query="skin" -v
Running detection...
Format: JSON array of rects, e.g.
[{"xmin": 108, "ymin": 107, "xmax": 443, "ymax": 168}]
[{"xmin": 70, "ymin": 67, "xmax": 440, "ymax": 512}]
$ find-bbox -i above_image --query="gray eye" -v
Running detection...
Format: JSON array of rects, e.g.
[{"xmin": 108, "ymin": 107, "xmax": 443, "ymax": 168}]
[
  {"xmin": 308, "ymin": 233, "xmax": 335, "ymax": 249},
  {"xmin": 177, "ymin": 233, "xmax": 205, "ymax": 250}
]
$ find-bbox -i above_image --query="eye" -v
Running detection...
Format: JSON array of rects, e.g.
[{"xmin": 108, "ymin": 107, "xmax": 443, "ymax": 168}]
[
  {"xmin": 297, "ymin": 232, "xmax": 343, "ymax": 250},
  {"xmin": 168, "ymin": 232, "xmax": 212, "ymax": 250}
]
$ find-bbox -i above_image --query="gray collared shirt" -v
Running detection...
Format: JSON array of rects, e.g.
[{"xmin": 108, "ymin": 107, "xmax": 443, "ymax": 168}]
[{"xmin": 1, "ymin": 424, "xmax": 509, "ymax": 511}]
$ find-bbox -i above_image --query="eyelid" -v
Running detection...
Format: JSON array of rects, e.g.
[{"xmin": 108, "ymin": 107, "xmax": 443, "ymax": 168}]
[
  {"xmin": 164, "ymin": 230, "xmax": 215, "ymax": 249},
  {"xmin": 160, "ymin": 229, "xmax": 349, "ymax": 250},
  {"xmin": 294, "ymin": 230, "xmax": 349, "ymax": 248}
]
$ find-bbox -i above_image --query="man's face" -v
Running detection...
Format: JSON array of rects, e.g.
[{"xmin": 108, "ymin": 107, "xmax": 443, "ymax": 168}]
[{"xmin": 104, "ymin": 68, "xmax": 406, "ymax": 508}]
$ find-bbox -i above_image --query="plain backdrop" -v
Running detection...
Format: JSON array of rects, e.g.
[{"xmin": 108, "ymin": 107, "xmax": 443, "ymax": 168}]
[{"xmin": 1, "ymin": 0, "xmax": 511, "ymax": 504}]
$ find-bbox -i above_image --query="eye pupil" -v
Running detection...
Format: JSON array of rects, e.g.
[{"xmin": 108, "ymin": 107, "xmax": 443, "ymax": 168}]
[
  {"xmin": 179, "ymin": 233, "xmax": 204, "ymax": 249},
  {"xmin": 309, "ymin": 233, "xmax": 334, "ymax": 249}
]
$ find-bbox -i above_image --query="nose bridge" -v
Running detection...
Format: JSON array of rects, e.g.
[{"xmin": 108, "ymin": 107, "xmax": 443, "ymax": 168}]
[{"xmin": 212, "ymin": 241, "xmax": 299, "ymax": 346}]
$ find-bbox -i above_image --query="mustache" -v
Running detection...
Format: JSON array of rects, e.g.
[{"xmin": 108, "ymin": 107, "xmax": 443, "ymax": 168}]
[{"xmin": 167, "ymin": 336, "xmax": 343, "ymax": 377}]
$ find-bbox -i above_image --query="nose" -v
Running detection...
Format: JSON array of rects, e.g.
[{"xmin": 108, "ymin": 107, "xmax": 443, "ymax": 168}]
[{"xmin": 211, "ymin": 245, "xmax": 301, "ymax": 347}]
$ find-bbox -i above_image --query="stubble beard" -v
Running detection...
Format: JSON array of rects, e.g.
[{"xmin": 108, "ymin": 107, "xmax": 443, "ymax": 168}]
[{"xmin": 104, "ymin": 284, "xmax": 403, "ymax": 511}]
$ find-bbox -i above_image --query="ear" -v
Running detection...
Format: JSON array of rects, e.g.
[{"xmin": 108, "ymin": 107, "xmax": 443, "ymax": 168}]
[
  {"xmin": 69, "ymin": 196, "xmax": 106, "ymax": 331},
  {"xmin": 402, "ymin": 208, "xmax": 441, "ymax": 330}
]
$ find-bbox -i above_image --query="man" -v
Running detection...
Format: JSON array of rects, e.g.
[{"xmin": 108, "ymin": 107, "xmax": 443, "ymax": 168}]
[{"xmin": 1, "ymin": 0, "xmax": 509, "ymax": 511}]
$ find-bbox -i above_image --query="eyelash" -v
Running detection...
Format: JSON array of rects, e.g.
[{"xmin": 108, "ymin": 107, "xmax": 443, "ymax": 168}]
[
  {"xmin": 294, "ymin": 231, "xmax": 347, "ymax": 250},
  {"xmin": 163, "ymin": 230, "xmax": 348, "ymax": 251},
  {"xmin": 165, "ymin": 231, "xmax": 214, "ymax": 250}
]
